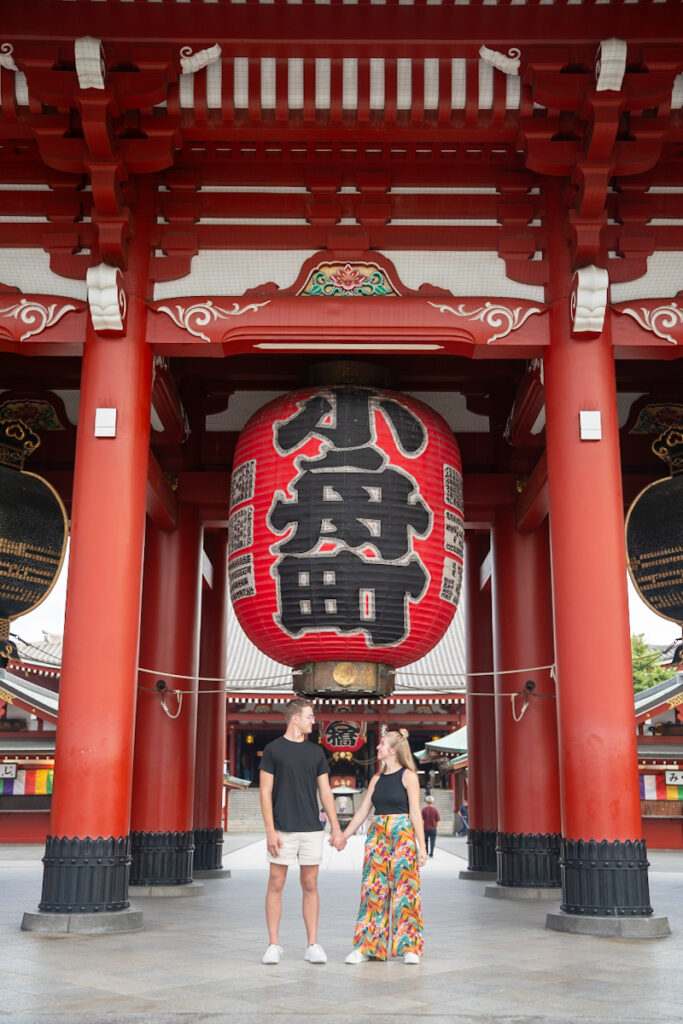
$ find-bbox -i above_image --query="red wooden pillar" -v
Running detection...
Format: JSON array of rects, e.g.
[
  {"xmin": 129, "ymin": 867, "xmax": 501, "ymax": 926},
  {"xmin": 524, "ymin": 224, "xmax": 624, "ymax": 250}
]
[
  {"xmin": 130, "ymin": 504, "xmax": 203, "ymax": 886},
  {"xmin": 463, "ymin": 531, "xmax": 497, "ymax": 875},
  {"xmin": 193, "ymin": 529, "xmax": 229, "ymax": 872},
  {"xmin": 227, "ymin": 724, "xmax": 238, "ymax": 780},
  {"xmin": 31, "ymin": 226, "xmax": 154, "ymax": 924},
  {"xmin": 491, "ymin": 508, "xmax": 561, "ymax": 888},
  {"xmin": 543, "ymin": 203, "xmax": 656, "ymax": 928}
]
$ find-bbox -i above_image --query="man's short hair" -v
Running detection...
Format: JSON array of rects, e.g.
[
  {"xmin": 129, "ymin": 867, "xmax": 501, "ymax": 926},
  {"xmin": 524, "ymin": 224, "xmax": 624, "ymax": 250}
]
[
  {"xmin": 284, "ymin": 697, "xmax": 314, "ymax": 724},
  {"xmin": 425, "ymin": 795, "xmax": 434, "ymax": 804}
]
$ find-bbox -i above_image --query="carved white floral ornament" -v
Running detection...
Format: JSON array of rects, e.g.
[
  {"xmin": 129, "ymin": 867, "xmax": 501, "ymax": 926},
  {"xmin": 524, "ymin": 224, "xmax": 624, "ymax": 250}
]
[
  {"xmin": 0, "ymin": 298, "xmax": 78, "ymax": 341},
  {"xmin": 619, "ymin": 303, "xmax": 682, "ymax": 346},
  {"xmin": 156, "ymin": 299, "xmax": 271, "ymax": 342},
  {"xmin": 479, "ymin": 45, "xmax": 521, "ymax": 76},
  {"xmin": 86, "ymin": 264, "xmax": 127, "ymax": 333},
  {"xmin": 180, "ymin": 44, "xmax": 222, "ymax": 75},
  {"xmin": 0, "ymin": 43, "xmax": 18, "ymax": 72},
  {"xmin": 428, "ymin": 301, "xmax": 542, "ymax": 343},
  {"xmin": 570, "ymin": 266, "xmax": 609, "ymax": 335}
]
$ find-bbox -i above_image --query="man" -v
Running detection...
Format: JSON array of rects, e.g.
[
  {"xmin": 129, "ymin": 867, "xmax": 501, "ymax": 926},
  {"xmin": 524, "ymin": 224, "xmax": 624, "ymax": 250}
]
[
  {"xmin": 457, "ymin": 797, "xmax": 469, "ymax": 836},
  {"xmin": 259, "ymin": 697, "xmax": 344, "ymax": 965},
  {"xmin": 421, "ymin": 794, "xmax": 441, "ymax": 858}
]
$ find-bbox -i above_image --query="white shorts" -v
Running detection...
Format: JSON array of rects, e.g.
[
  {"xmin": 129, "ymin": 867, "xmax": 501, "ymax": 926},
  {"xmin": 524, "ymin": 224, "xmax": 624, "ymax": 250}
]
[{"xmin": 268, "ymin": 830, "xmax": 325, "ymax": 867}]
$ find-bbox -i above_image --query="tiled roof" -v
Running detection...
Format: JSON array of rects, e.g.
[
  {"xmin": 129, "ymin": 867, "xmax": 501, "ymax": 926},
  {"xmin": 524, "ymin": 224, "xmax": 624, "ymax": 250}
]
[
  {"xmin": 226, "ymin": 594, "xmax": 466, "ymax": 693},
  {"xmin": 12, "ymin": 634, "xmax": 62, "ymax": 669},
  {"xmin": 0, "ymin": 668, "xmax": 58, "ymax": 723},
  {"xmin": 10, "ymin": 601, "xmax": 467, "ymax": 696},
  {"xmin": 634, "ymin": 672, "xmax": 683, "ymax": 725}
]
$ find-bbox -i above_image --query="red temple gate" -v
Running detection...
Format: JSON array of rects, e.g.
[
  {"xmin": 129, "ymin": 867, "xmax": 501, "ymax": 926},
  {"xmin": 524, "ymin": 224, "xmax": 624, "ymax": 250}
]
[{"xmin": 0, "ymin": 0, "xmax": 680, "ymax": 938}]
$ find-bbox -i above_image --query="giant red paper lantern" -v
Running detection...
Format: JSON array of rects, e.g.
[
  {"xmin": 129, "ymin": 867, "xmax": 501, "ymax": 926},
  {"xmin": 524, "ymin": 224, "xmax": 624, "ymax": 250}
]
[{"xmin": 228, "ymin": 385, "xmax": 464, "ymax": 695}]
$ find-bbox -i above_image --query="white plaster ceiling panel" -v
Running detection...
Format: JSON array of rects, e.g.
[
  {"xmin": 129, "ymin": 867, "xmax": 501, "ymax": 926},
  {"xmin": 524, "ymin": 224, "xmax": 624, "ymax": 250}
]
[
  {"xmin": 153, "ymin": 250, "xmax": 317, "ymax": 299},
  {"xmin": 610, "ymin": 252, "xmax": 683, "ymax": 302},
  {"xmin": 0, "ymin": 250, "xmax": 87, "ymax": 300},
  {"xmin": 380, "ymin": 250, "xmax": 545, "ymax": 301}
]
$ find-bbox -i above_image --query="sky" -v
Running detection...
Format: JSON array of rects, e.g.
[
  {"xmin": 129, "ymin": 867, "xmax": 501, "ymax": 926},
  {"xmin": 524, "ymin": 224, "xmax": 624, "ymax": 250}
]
[{"xmin": 11, "ymin": 541, "xmax": 681, "ymax": 653}]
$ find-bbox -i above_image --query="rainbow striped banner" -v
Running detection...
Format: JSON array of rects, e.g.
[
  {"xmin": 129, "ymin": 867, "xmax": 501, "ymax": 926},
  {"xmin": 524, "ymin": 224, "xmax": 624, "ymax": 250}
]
[
  {"xmin": 640, "ymin": 775, "xmax": 683, "ymax": 800},
  {"xmin": 0, "ymin": 769, "xmax": 53, "ymax": 796}
]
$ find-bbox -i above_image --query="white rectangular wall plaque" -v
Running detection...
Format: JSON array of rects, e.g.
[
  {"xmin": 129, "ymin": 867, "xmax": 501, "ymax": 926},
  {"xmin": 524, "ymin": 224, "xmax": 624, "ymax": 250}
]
[
  {"xmin": 579, "ymin": 410, "xmax": 602, "ymax": 440},
  {"xmin": 94, "ymin": 407, "xmax": 117, "ymax": 437}
]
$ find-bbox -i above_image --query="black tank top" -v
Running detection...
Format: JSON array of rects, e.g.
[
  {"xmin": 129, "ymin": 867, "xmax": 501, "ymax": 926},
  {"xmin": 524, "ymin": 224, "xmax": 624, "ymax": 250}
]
[{"xmin": 372, "ymin": 769, "xmax": 410, "ymax": 814}]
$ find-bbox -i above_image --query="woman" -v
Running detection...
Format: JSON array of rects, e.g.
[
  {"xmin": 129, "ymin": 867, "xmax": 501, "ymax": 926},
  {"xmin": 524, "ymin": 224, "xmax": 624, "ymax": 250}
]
[{"xmin": 341, "ymin": 728, "xmax": 427, "ymax": 965}]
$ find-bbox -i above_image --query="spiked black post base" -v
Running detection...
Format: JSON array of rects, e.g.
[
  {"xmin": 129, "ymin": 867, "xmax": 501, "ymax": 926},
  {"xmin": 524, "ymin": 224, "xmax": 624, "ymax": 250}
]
[
  {"xmin": 38, "ymin": 835, "xmax": 132, "ymax": 913},
  {"xmin": 22, "ymin": 835, "xmax": 143, "ymax": 933},
  {"xmin": 546, "ymin": 838, "xmax": 670, "ymax": 937},
  {"xmin": 193, "ymin": 827, "xmax": 224, "ymax": 872},
  {"xmin": 468, "ymin": 828, "xmax": 497, "ymax": 872},
  {"xmin": 560, "ymin": 837, "xmax": 652, "ymax": 915},
  {"xmin": 460, "ymin": 828, "xmax": 497, "ymax": 880},
  {"xmin": 496, "ymin": 831, "xmax": 561, "ymax": 887},
  {"xmin": 129, "ymin": 830, "xmax": 195, "ymax": 886}
]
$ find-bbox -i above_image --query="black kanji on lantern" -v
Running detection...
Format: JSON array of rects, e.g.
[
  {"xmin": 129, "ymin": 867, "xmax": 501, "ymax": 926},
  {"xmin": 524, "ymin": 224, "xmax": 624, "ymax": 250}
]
[
  {"xmin": 276, "ymin": 549, "xmax": 428, "ymax": 645},
  {"xmin": 269, "ymin": 447, "xmax": 430, "ymax": 560},
  {"xmin": 323, "ymin": 720, "xmax": 362, "ymax": 748},
  {"xmin": 269, "ymin": 388, "xmax": 433, "ymax": 647},
  {"xmin": 274, "ymin": 387, "xmax": 427, "ymax": 455}
]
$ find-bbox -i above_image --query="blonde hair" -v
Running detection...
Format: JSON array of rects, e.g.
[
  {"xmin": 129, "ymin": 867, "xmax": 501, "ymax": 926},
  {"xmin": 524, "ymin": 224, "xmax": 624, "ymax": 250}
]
[{"xmin": 381, "ymin": 728, "xmax": 417, "ymax": 775}]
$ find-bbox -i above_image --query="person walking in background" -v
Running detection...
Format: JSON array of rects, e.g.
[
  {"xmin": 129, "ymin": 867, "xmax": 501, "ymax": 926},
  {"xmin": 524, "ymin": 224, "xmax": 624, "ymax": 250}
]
[
  {"xmin": 457, "ymin": 797, "xmax": 469, "ymax": 836},
  {"xmin": 337, "ymin": 728, "xmax": 427, "ymax": 965},
  {"xmin": 421, "ymin": 794, "xmax": 440, "ymax": 858},
  {"xmin": 259, "ymin": 697, "xmax": 344, "ymax": 966}
]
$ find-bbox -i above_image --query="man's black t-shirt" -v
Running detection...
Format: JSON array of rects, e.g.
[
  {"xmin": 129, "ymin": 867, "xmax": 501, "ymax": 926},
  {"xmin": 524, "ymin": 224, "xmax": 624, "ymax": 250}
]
[{"xmin": 260, "ymin": 736, "xmax": 329, "ymax": 832}]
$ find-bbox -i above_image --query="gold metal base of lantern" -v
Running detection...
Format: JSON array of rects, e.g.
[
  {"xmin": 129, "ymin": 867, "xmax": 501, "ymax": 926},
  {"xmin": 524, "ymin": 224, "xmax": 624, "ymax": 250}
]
[{"xmin": 293, "ymin": 661, "xmax": 395, "ymax": 699}]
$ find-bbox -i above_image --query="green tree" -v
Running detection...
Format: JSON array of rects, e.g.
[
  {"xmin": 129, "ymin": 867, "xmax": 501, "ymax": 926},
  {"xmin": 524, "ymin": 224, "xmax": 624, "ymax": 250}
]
[{"xmin": 631, "ymin": 633, "xmax": 676, "ymax": 693}]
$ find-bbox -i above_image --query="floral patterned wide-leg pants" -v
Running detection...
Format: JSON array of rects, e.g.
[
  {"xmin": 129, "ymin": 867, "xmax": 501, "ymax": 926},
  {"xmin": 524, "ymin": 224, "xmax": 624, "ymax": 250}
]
[{"xmin": 351, "ymin": 813, "xmax": 424, "ymax": 960}]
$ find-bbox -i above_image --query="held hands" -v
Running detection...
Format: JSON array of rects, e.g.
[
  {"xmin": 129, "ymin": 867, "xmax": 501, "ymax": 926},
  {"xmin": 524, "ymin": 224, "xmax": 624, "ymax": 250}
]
[{"xmin": 328, "ymin": 828, "xmax": 347, "ymax": 851}]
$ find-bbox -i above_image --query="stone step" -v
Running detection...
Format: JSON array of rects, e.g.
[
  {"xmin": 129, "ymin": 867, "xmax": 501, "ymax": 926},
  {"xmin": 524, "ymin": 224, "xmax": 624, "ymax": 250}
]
[
  {"xmin": 226, "ymin": 787, "xmax": 460, "ymax": 833},
  {"xmin": 226, "ymin": 789, "xmax": 264, "ymax": 832}
]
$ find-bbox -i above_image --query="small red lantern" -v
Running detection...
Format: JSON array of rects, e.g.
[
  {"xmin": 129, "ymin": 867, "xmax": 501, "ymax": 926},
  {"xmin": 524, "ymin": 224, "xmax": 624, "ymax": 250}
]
[
  {"xmin": 228, "ymin": 384, "xmax": 463, "ymax": 696},
  {"xmin": 319, "ymin": 718, "xmax": 366, "ymax": 753}
]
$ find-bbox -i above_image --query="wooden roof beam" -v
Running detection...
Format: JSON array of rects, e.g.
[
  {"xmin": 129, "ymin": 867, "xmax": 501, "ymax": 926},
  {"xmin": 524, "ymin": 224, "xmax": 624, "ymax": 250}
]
[
  {"xmin": 515, "ymin": 450, "xmax": 548, "ymax": 534},
  {"xmin": 147, "ymin": 449, "xmax": 178, "ymax": 531},
  {"xmin": 5, "ymin": 3, "xmax": 681, "ymax": 50},
  {"xmin": 151, "ymin": 359, "xmax": 187, "ymax": 446},
  {"xmin": 506, "ymin": 361, "xmax": 545, "ymax": 448}
]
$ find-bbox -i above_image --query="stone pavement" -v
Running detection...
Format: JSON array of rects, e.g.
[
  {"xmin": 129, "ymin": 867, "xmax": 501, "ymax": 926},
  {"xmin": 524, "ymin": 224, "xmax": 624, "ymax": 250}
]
[{"xmin": 1, "ymin": 834, "xmax": 682, "ymax": 1024}]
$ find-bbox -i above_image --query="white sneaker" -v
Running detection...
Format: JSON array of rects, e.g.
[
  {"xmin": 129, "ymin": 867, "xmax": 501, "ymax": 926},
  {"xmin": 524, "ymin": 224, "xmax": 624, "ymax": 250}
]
[
  {"xmin": 304, "ymin": 943, "xmax": 327, "ymax": 964},
  {"xmin": 403, "ymin": 952, "xmax": 421, "ymax": 965},
  {"xmin": 345, "ymin": 949, "xmax": 369, "ymax": 964},
  {"xmin": 262, "ymin": 944, "xmax": 284, "ymax": 965}
]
